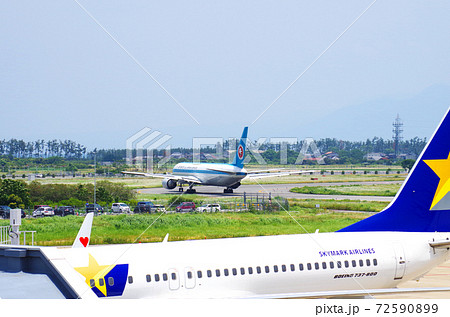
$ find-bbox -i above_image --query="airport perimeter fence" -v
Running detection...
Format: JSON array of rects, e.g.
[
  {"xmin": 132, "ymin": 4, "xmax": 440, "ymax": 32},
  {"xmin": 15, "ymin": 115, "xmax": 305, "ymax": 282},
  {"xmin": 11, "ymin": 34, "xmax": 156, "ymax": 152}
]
[{"xmin": 13, "ymin": 193, "xmax": 289, "ymax": 218}]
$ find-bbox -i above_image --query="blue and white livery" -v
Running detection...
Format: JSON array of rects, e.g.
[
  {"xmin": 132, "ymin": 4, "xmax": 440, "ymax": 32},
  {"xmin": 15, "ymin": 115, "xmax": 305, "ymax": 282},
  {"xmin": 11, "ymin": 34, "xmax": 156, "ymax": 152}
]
[{"xmin": 124, "ymin": 127, "xmax": 313, "ymax": 193}]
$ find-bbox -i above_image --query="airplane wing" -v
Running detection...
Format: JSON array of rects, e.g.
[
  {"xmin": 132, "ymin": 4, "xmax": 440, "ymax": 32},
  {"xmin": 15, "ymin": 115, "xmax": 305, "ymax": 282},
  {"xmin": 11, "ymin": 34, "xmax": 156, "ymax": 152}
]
[
  {"xmin": 245, "ymin": 170, "xmax": 316, "ymax": 179},
  {"xmin": 122, "ymin": 171, "xmax": 202, "ymax": 184},
  {"xmin": 240, "ymin": 287, "xmax": 450, "ymax": 299}
]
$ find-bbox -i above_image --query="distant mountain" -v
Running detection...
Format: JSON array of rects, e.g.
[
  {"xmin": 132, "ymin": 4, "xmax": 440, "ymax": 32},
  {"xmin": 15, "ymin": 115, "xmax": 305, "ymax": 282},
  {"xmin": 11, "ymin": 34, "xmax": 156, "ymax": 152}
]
[{"xmin": 302, "ymin": 84, "xmax": 450, "ymax": 141}]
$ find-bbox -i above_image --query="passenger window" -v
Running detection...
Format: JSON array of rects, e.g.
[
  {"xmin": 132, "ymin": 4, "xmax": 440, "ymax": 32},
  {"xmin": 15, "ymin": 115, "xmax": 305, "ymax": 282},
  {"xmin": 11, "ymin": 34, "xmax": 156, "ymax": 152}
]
[
  {"xmin": 248, "ymin": 267, "xmax": 253, "ymax": 274},
  {"xmin": 373, "ymin": 259, "xmax": 378, "ymax": 266},
  {"xmin": 187, "ymin": 271, "xmax": 192, "ymax": 279},
  {"xmin": 146, "ymin": 274, "xmax": 151, "ymax": 282},
  {"xmin": 274, "ymin": 265, "xmax": 278, "ymax": 273},
  {"xmin": 108, "ymin": 277, "xmax": 114, "ymax": 286},
  {"xmin": 329, "ymin": 262, "xmax": 334, "ymax": 269},
  {"xmin": 171, "ymin": 273, "xmax": 177, "ymax": 280},
  {"xmin": 366, "ymin": 259, "xmax": 371, "ymax": 267},
  {"xmin": 197, "ymin": 271, "xmax": 202, "ymax": 278},
  {"xmin": 163, "ymin": 273, "xmax": 168, "ymax": 281},
  {"xmin": 290, "ymin": 264, "xmax": 295, "ymax": 272},
  {"xmin": 240, "ymin": 268, "xmax": 245, "ymax": 275},
  {"xmin": 322, "ymin": 262, "xmax": 327, "ymax": 269},
  {"xmin": 299, "ymin": 264, "xmax": 304, "ymax": 271},
  {"xmin": 314, "ymin": 263, "xmax": 319, "ymax": 270},
  {"xmin": 359, "ymin": 260, "xmax": 364, "ymax": 267},
  {"xmin": 352, "ymin": 260, "xmax": 356, "ymax": 267},
  {"xmin": 128, "ymin": 276, "xmax": 133, "ymax": 284},
  {"xmin": 344, "ymin": 261, "xmax": 349, "ymax": 268},
  {"xmin": 99, "ymin": 278, "xmax": 104, "ymax": 286},
  {"xmin": 90, "ymin": 279, "xmax": 95, "ymax": 287},
  {"xmin": 207, "ymin": 270, "xmax": 212, "ymax": 278},
  {"xmin": 224, "ymin": 269, "xmax": 229, "ymax": 276},
  {"xmin": 155, "ymin": 274, "xmax": 160, "ymax": 282},
  {"xmin": 281, "ymin": 265, "xmax": 286, "ymax": 272},
  {"xmin": 265, "ymin": 266, "xmax": 270, "ymax": 273},
  {"xmin": 232, "ymin": 268, "xmax": 237, "ymax": 276},
  {"xmin": 337, "ymin": 261, "xmax": 342, "ymax": 268},
  {"xmin": 307, "ymin": 263, "xmax": 312, "ymax": 270},
  {"xmin": 256, "ymin": 266, "xmax": 262, "ymax": 274},
  {"xmin": 216, "ymin": 269, "xmax": 220, "ymax": 277}
]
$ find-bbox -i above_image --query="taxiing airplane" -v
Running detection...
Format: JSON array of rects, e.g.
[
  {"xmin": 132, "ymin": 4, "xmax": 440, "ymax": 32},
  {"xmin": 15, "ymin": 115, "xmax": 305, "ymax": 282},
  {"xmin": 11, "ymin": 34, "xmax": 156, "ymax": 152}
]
[
  {"xmin": 123, "ymin": 127, "xmax": 314, "ymax": 193},
  {"xmin": 2, "ymin": 108, "xmax": 450, "ymax": 299}
]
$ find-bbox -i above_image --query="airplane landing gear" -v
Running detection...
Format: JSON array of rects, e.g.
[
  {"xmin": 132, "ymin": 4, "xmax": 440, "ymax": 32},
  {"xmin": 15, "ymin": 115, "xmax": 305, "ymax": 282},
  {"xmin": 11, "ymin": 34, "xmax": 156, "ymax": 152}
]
[
  {"xmin": 224, "ymin": 188, "xmax": 233, "ymax": 194},
  {"xmin": 186, "ymin": 183, "xmax": 196, "ymax": 194}
]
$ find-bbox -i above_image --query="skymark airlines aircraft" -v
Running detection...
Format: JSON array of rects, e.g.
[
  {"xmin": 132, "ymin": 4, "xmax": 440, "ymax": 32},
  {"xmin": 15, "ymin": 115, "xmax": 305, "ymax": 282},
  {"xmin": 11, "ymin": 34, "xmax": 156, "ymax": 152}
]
[
  {"xmin": 123, "ymin": 127, "xmax": 313, "ymax": 193},
  {"xmin": 2, "ymin": 108, "xmax": 450, "ymax": 299}
]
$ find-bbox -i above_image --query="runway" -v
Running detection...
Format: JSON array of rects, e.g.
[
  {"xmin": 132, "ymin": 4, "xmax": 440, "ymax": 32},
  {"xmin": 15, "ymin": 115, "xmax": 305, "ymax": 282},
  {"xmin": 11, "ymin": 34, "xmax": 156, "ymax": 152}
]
[{"xmin": 138, "ymin": 181, "xmax": 400, "ymax": 201}]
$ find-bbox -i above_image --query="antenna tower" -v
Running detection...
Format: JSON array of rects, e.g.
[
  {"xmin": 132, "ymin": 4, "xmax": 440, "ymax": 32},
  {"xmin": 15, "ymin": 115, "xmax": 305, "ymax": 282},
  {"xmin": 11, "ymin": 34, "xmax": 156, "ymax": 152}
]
[{"xmin": 392, "ymin": 114, "xmax": 403, "ymax": 158}]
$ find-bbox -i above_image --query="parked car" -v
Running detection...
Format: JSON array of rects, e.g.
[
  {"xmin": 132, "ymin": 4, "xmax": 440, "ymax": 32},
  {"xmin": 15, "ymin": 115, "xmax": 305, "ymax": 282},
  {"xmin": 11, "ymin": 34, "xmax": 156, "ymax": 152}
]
[
  {"xmin": 33, "ymin": 207, "xmax": 55, "ymax": 217},
  {"xmin": 176, "ymin": 202, "xmax": 196, "ymax": 212},
  {"xmin": 197, "ymin": 204, "xmax": 221, "ymax": 212},
  {"xmin": 2, "ymin": 206, "xmax": 26, "ymax": 218},
  {"xmin": 34, "ymin": 205, "xmax": 50, "ymax": 210},
  {"xmin": 0, "ymin": 205, "xmax": 11, "ymax": 219},
  {"xmin": 134, "ymin": 201, "xmax": 165, "ymax": 213},
  {"xmin": 54, "ymin": 206, "xmax": 75, "ymax": 217},
  {"xmin": 111, "ymin": 203, "xmax": 131, "ymax": 214},
  {"xmin": 85, "ymin": 203, "xmax": 104, "ymax": 213}
]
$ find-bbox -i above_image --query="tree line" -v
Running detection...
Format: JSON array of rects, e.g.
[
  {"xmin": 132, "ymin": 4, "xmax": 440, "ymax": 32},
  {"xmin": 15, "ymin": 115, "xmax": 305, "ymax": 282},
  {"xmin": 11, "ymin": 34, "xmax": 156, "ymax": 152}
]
[
  {"xmin": 0, "ymin": 179, "xmax": 135, "ymax": 209},
  {"xmin": 0, "ymin": 139, "xmax": 87, "ymax": 159},
  {"xmin": 0, "ymin": 136, "xmax": 427, "ymax": 167}
]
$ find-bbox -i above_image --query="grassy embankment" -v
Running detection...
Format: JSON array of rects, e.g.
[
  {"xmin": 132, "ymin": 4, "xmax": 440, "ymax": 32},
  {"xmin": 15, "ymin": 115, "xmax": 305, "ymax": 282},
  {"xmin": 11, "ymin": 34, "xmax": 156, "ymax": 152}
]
[
  {"xmin": 0, "ymin": 210, "xmax": 370, "ymax": 246},
  {"xmin": 290, "ymin": 183, "xmax": 401, "ymax": 197}
]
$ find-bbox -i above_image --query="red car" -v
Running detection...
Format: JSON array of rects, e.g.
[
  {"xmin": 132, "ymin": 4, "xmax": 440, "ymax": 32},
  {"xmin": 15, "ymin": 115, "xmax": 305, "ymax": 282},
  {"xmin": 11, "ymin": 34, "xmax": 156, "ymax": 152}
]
[{"xmin": 176, "ymin": 202, "xmax": 196, "ymax": 212}]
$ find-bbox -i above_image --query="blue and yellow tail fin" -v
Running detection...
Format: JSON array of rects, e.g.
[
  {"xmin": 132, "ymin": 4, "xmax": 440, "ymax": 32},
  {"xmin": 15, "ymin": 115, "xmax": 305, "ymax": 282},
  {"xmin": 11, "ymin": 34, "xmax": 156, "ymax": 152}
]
[
  {"xmin": 232, "ymin": 127, "xmax": 248, "ymax": 168},
  {"xmin": 340, "ymin": 107, "xmax": 450, "ymax": 232}
]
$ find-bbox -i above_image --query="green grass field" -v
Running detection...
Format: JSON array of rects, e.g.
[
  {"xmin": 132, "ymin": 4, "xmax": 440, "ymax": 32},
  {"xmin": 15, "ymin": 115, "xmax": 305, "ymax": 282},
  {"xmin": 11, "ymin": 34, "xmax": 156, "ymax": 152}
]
[
  {"xmin": 290, "ymin": 183, "xmax": 401, "ymax": 197},
  {"xmin": 0, "ymin": 170, "xmax": 404, "ymax": 247},
  {"xmin": 0, "ymin": 210, "xmax": 370, "ymax": 246},
  {"xmin": 289, "ymin": 199, "xmax": 389, "ymax": 212}
]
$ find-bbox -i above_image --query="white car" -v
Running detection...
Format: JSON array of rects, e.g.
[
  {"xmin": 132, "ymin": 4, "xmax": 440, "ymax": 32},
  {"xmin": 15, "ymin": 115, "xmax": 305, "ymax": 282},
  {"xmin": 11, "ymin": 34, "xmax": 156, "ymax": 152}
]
[
  {"xmin": 197, "ymin": 204, "xmax": 221, "ymax": 212},
  {"xmin": 33, "ymin": 207, "xmax": 54, "ymax": 217},
  {"xmin": 111, "ymin": 203, "xmax": 132, "ymax": 214}
]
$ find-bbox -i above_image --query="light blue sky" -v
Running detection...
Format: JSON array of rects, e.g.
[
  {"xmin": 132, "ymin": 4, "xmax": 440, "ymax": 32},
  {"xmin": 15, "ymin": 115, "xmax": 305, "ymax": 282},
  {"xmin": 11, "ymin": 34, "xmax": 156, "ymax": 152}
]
[{"xmin": 1, "ymin": 1, "xmax": 449, "ymax": 149}]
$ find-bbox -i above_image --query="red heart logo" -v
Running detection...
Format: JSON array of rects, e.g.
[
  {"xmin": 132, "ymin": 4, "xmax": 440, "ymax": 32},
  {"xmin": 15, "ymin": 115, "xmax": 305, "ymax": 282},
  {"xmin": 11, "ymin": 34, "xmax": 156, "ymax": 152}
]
[{"xmin": 79, "ymin": 237, "xmax": 89, "ymax": 247}]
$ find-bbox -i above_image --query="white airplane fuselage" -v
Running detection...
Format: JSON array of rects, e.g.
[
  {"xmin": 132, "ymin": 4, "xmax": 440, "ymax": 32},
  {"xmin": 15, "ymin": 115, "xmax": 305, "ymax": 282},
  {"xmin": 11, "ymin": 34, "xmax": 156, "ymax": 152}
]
[
  {"xmin": 54, "ymin": 231, "xmax": 449, "ymax": 299},
  {"xmin": 173, "ymin": 162, "xmax": 248, "ymax": 187}
]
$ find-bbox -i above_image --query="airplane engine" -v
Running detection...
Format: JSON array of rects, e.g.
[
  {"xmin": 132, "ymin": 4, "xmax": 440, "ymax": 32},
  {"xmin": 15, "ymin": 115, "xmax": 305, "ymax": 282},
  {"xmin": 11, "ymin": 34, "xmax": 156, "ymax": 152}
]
[{"xmin": 162, "ymin": 178, "xmax": 177, "ymax": 189}]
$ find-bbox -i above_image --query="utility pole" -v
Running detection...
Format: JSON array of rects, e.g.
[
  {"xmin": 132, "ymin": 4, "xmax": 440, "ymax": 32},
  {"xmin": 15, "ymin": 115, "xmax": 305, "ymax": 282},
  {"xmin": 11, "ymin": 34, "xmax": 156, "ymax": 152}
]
[{"xmin": 93, "ymin": 148, "xmax": 97, "ymax": 209}]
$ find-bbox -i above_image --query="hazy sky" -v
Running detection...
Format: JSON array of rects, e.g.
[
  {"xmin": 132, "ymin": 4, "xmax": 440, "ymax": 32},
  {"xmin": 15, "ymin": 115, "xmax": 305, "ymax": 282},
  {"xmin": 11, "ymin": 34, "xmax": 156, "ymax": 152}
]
[{"xmin": 1, "ymin": 1, "xmax": 449, "ymax": 149}]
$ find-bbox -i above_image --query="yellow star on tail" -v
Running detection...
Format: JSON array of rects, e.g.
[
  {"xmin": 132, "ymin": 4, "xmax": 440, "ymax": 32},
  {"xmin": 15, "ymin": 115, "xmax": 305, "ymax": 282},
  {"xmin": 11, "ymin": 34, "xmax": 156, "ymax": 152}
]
[{"xmin": 424, "ymin": 152, "xmax": 450, "ymax": 209}]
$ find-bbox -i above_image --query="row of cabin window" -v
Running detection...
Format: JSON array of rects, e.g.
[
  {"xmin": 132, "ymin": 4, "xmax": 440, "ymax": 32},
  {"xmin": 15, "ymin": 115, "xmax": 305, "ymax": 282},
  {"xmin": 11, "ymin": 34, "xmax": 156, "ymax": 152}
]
[{"xmin": 139, "ymin": 258, "xmax": 378, "ymax": 284}]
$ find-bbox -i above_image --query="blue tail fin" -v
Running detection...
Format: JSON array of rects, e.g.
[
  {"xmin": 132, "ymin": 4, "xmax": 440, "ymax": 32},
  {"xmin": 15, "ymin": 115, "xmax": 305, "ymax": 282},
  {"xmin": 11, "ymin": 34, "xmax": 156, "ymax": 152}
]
[
  {"xmin": 340, "ymin": 107, "xmax": 450, "ymax": 232},
  {"xmin": 232, "ymin": 127, "xmax": 248, "ymax": 168}
]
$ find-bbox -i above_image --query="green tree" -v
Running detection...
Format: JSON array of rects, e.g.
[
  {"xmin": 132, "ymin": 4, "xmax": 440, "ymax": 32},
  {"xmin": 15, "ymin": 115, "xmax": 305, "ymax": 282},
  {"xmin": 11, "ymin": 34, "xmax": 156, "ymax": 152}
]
[
  {"xmin": 400, "ymin": 159, "xmax": 416, "ymax": 172},
  {"xmin": 0, "ymin": 179, "xmax": 30, "ymax": 207}
]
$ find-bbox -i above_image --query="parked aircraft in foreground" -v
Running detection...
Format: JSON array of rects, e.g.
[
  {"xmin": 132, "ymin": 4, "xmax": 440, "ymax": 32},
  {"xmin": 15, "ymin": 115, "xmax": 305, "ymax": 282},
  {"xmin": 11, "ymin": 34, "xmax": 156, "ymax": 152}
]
[
  {"xmin": 123, "ymin": 127, "xmax": 314, "ymax": 193},
  {"xmin": 2, "ymin": 109, "xmax": 450, "ymax": 299}
]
